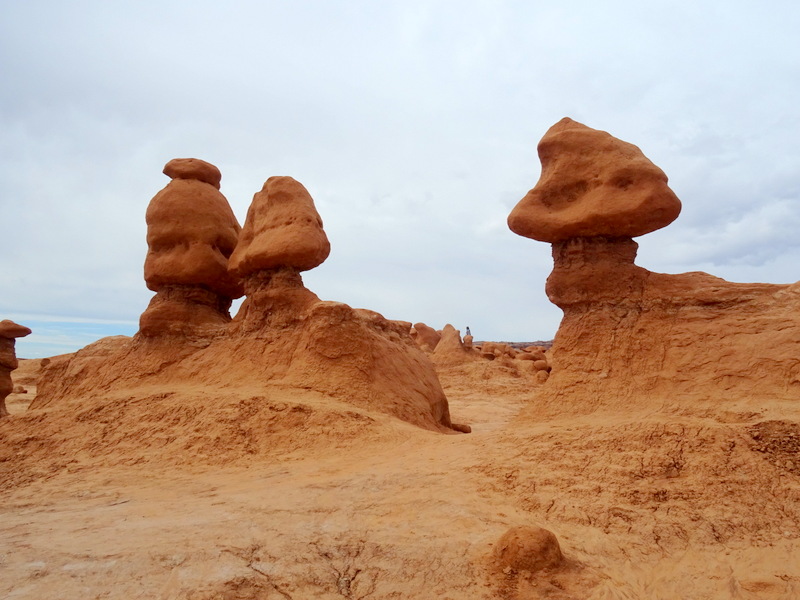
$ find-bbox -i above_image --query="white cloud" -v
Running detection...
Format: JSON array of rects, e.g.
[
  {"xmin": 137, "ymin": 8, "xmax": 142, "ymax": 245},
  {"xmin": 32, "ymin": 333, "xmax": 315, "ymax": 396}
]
[{"xmin": 2, "ymin": 0, "xmax": 800, "ymax": 355}]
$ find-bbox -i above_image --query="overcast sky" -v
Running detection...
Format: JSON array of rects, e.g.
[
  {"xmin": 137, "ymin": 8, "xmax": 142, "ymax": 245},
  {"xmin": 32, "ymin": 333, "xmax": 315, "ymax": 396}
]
[{"xmin": 2, "ymin": 0, "xmax": 799, "ymax": 358}]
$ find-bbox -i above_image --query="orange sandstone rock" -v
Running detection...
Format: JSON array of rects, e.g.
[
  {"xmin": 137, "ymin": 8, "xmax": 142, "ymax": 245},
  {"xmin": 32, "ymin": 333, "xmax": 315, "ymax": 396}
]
[
  {"xmin": 509, "ymin": 118, "xmax": 800, "ymax": 414},
  {"xmin": 162, "ymin": 157, "xmax": 221, "ymax": 189},
  {"xmin": 229, "ymin": 176, "xmax": 330, "ymax": 277},
  {"xmin": 34, "ymin": 174, "xmax": 465, "ymax": 435},
  {"xmin": 227, "ymin": 176, "xmax": 329, "ymax": 332},
  {"xmin": 494, "ymin": 525, "xmax": 564, "ymax": 573},
  {"xmin": 0, "ymin": 320, "xmax": 31, "ymax": 418},
  {"xmin": 432, "ymin": 324, "xmax": 473, "ymax": 365},
  {"xmin": 140, "ymin": 158, "xmax": 243, "ymax": 337},
  {"xmin": 508, "ymin": 118, "xmax": 681, "ymax": 243},
  {"xmin": 412, "ymin": 323, "xmax": 441, "ymax": 352}
]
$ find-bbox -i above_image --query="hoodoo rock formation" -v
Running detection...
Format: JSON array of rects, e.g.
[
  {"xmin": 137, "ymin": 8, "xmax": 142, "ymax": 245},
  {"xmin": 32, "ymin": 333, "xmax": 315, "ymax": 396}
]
[
  {"xmin": 139, "ymin": 158, "xmax": 243, "ymax": 337},
  {"xmin": 0, "ymin": 320, "xmax": 31, "ymax": 418},
  {"xmin": 34, "ymin": 167, "xmax": 465, "ymax": 435},
  {"xmin": 509, "ymin": 118, "xmax": 800, "ymax": 412},
  {"xmin": 228, "ymin": 176, "xmax": 330, "ymax": 331}
]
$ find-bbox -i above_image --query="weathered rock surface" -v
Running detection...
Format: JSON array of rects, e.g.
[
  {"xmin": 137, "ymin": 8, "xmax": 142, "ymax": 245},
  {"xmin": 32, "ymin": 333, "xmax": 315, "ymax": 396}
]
[
  {"xmin": 432, "ymin": 324, "xmax": 473, "ymax": 365},
  {"xmin": 34, "ymin": 175, "xmax": 463, "ymax": 434},
  {"xmin": 228, "ymin": 176, "xmax": 330, "ymax": 277},
  {"xmin": 509, "ymin": 118, "xmax": 800, "ymax": 413},
  {"xmin": 0, "ymin": 320, "xmax": 31, "ymax": 418},
  {"xmin": 140, "ymin": 158, "xmax": 243, "ymax": 337},
  {"xmin": 494, "ymin": 525, "xmax": 564, "ymax": 573},
  {"xmin": 162, "ymin": 157, "xmax": 222, "ymax": 189},
  {"xmin": 412, "ymin": 322, "xmax": 442, "ymax": 352},
  {"xmin": 508, "ymin": 117, "xmax": 681, "ymax": 242}
]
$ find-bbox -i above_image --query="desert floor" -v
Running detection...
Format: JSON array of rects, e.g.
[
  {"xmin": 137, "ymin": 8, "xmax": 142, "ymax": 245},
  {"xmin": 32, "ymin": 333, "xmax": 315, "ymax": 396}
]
[{"xmin": 2, "ymin": 358, "xmax": 800, "ymax": 599}]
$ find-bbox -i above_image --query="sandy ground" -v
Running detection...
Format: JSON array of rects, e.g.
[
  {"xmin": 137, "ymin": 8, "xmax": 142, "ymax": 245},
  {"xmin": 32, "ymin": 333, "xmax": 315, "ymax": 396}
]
[{"xmin": 2, "ymin": 359, "xmax": 800, "ymax": 599}]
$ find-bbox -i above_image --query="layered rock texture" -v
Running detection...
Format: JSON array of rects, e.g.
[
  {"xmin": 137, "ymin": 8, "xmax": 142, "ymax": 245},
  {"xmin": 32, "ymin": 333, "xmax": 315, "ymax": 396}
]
[
  {"xmin": 228, "ymin": 176, "xmax": 330, "ymax": 331},
  {"xmin": 0, "ymin": 320, "xmax": 31, "ymax": 417},
  {"xmin": 34, "ymin": 167, "xmax": 462, "ymax": 434},
  {"xmin": 140, "ymin": 158, "xmax": 243, "ymax": 337},
  {"xmin": 509, "ymin": 118, "xmax": 800, "ymax": 412}
]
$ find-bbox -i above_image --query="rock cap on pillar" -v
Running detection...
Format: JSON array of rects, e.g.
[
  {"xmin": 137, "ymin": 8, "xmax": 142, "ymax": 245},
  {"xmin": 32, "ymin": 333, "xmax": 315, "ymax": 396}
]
[
  {"xmin": 0, "ymin": 320, "xmax": 32, "ymax": 340},
  {"xmin": 163, "ymin": 157, "xmax": 222, "ymax": 189},
  {"xmin": 507, "ymin": 118, "xmax": 682, "ymax": 242},
  {"xmin": 144, "ymin": 158, "xmax": 243, "ymax": 299},
  {"xmin": 228, "ymin": 176, "xmax": 330, "ymax": 278}
]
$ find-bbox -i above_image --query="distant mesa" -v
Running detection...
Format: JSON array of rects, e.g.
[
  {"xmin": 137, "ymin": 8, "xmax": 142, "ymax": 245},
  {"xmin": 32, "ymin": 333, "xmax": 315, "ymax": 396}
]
[
  {"xmin": 0, "ymin": 319, "xmax": 31, "ymax": 418},
  {"xmin": 33, "ymin": 163, "xmax": 467, "ymax": 436},
  {"xmin": 509, "ymin": 118, "xmax": 800, "ymax": 412}
]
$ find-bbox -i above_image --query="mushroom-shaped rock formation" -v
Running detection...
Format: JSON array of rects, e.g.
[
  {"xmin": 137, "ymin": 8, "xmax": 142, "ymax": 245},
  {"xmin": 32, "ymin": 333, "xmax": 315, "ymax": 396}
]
[
  {"xmin": 33, "ymin": 174, "xmax": 466, "ymax": 437},
  {"xmin": 509, "ymin": 118, "xmax": 681, "ymax": 308},
  {"xmin": 139, "ymin": 158, "xmax": 243, "ymax": 337},
  {"xmin": 509, "ymin": 118, "xmax": 800, "ymax": 413},
  {"xmin": 229, "ymin": 176, "xmax": 330, "ymax": 275},
  {"xmin": 0, "ymin": 320, "xmax": 31, "ymax": 417},
  {"xmin": 228, "ymin": 176, "xmax": 330, "ymax": 330}
]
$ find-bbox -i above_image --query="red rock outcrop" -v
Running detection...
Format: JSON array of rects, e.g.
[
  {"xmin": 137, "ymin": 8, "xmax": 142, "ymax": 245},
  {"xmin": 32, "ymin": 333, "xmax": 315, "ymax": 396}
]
[
  {"xmin": 412, "ymin": 323, "xmax": 441, "ymax": 352},
  {"xmin": 227, "ymin": 176, "xmax": 329, "ymax": 331},
  {"xmin": 33, "ymin": 173, "xmax": 465, "ymax": 435},
  {"xmin": 139, "ymin": 158, "xmax": 243, "ymax": 338},
  {"xmin": 0, "ymin": 320, "xmax": 31, "ymax": 417},
  {"xmin": 508, "ymin": 117, "xmax": 681, "ymax": 243},
  {"xmin": 509, "ymin": 118, "xmax": 800, "ymax": 413},
  {"xmin": 432, "ymin": 324, "xmax": 473, "ymax": 365}
]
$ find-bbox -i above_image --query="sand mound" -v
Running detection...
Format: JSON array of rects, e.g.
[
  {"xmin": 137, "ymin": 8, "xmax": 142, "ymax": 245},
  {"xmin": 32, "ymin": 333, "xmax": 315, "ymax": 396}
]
[{"xmin": 494, "ymin": 525, "xmax": 564, "ymax": 573}]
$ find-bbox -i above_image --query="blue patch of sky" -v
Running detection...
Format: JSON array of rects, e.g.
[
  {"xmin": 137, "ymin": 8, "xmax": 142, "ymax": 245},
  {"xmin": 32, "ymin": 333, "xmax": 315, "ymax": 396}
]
[{"xmin": 12, "ymin": 319, "xmax": 137, "ymax": 359}]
